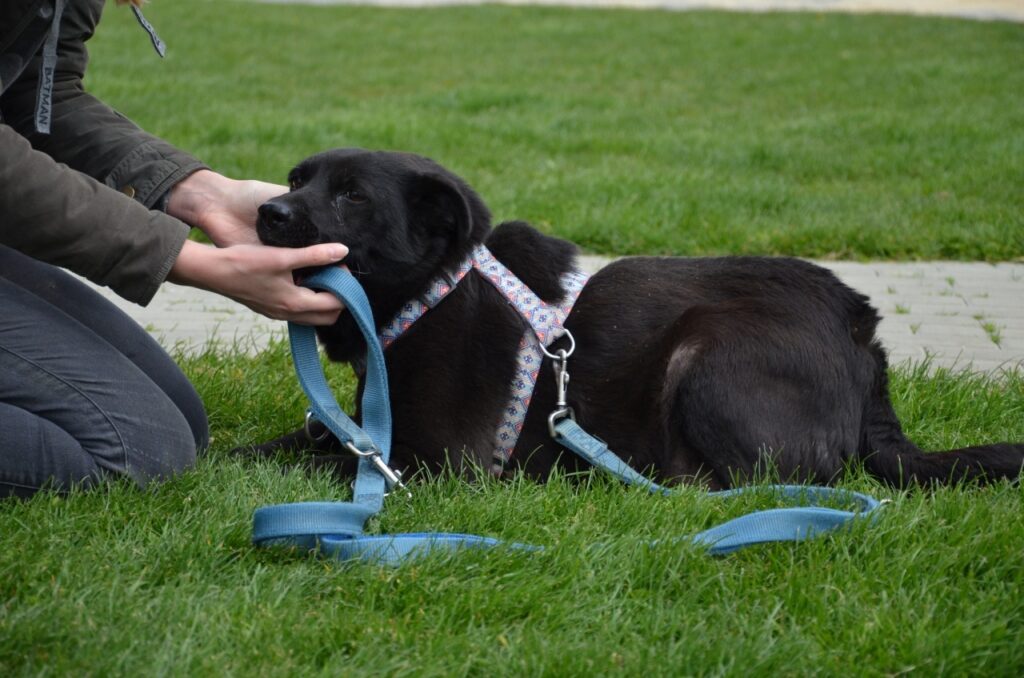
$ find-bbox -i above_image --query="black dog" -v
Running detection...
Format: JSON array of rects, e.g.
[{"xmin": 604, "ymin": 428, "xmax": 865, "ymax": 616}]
[{"xmin": 247, "ymin": 148, "xmax": 1023, "ymax": 489}]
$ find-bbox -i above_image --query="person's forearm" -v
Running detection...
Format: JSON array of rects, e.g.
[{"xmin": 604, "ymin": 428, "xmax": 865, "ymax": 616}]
[
  {"xmin": 0, "ymin": 125, "xmax": 190, "ymax": 306},
  {"xmin": 4, "ymin": 84, "xmax": 206, "ymax": 209},
  {"xmin": 166, "ymin": 240, "xmax": 220, "ymax": 291}
]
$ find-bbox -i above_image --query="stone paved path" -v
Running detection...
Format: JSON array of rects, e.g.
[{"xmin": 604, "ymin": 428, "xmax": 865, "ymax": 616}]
[{"xmin": 804, "ymin": 261, "xmax": 1024, "ymax": 372}]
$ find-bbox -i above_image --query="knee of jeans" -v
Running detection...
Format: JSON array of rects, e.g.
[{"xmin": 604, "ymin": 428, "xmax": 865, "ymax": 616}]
[
  {"xmin": 121, "ymin": 412, "xmax": 199, "ymax": 489},
  {"xmin": 192, "ymin": 411, "xmax": 211, "ymax": 455},
  {"xmin": 0, "ymin": 457, "xmax": 106, "ymax": 499}
]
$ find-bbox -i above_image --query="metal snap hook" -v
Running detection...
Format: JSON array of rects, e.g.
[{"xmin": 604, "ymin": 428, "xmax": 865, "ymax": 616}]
[
  {"xmin": 343, "ymin": 441, "xmax": 411, "ymax": 498},
  {"xmin": 543, "ymin": 330, "xmax": 578, "ymax": 438}
]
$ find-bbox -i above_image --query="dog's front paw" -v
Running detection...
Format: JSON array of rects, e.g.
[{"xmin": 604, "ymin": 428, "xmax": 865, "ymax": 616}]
[{"xmin": 230, "ymin": 423, "xmax": 339, "ymax": 459}]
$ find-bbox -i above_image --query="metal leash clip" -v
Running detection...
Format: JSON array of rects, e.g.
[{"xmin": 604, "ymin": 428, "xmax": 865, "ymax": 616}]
[
  {"xmin": 344, "ymin": 441, "xmax": 412, "ymax": 498},
  {"xmin": 304, "ymin": 411, "xmax": 411, "ymax": 498},
  {"xmin": 542, "ymin": 330, "xmax": 577, "ymax": 438}
]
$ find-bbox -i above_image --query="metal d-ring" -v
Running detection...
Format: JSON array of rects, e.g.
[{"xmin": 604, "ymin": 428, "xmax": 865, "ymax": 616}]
[
  {"xmin": 540, "ymin": 328, "xmax": 576, "ymax": 361},
  {"xmin": 304, "ymin": 411, "xmax": 331, "ymax": 443}
]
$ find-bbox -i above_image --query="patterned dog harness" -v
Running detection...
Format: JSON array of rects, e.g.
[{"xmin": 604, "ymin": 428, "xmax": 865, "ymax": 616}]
[{"xmin": 378, "ymin": 244, "xmax": 590, "ymax": 473}]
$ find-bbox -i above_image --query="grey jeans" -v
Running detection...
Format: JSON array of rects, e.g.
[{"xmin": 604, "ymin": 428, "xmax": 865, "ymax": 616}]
[{"xmin": 0, "ymin": 246, "xmax": 208, "ymax": 498}]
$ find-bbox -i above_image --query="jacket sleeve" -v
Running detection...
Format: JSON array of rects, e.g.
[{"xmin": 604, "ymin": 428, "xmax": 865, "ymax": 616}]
[
  {"xmin": 1, "ymin": 0, "xmax": 207, "ymax": 209},
  {"xmin": 0, "ymin": 124, "xmax": 190, "ymax": 306}
]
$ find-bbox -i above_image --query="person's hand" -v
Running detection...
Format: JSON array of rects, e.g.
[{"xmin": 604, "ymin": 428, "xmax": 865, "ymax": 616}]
[
  {"xmin": 166, "ymin": 169, "xmax": 285, "ymax": 247},
  {"xmin": 168, "ymin": 240, "xmax": 348, "ymax": 325}
]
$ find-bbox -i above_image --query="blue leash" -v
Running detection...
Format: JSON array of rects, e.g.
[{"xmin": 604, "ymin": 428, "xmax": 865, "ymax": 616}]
[
  {"xmin": 252, "ymin": 268, "xmax": 885, "ymax": 566},
  {"xmin": 553, "ymin": 418, "xmax": 882, "ymax": 554}
]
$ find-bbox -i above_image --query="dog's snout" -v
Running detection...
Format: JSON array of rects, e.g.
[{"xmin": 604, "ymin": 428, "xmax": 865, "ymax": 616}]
[
  {"xmin": 256, "ymin": 196, "xmax": 322, "ymax": 248},
  {"xmin": 258, "ymin": 200, "xmax": 293, "ymax": 230}
]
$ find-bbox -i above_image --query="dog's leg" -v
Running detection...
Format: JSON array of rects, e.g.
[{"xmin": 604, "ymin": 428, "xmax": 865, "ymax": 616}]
[
  {"xmin": 231, "ymin": 420, "xmax": 342, "ymax": 459},
  {"xmin": 654, "ymin": 334, "xmax": 724, "ymax": 489},
  {"xmin": 660, "ymin": 303, "xmax": 862, "ymax": 488},
  {"xmin": 232, "ymin": 421, "xmax": 362, "ymax": 484}
]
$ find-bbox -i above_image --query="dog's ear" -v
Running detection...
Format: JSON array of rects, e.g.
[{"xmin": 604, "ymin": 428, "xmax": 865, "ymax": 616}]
[{"xmin": 407, "ymin": 172, "xmax": 474, "ymax": 242}]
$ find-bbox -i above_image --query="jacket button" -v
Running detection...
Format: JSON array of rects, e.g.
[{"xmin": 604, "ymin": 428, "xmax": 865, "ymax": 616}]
[
  {"xmin": 121, "ymin": 186, "xmax": 137, "ymax": 199},
  {"xmin": 38, "ymin": 4, "xmax": 54, "ymax": 19}
]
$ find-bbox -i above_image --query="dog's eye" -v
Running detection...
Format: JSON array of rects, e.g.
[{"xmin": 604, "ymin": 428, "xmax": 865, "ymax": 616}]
[
  {"xmin": 288, "ymin": 178, "xmax": 301, "ymax": 191},
  {"xmin": 341, "ymin": 190, "xmax": 367, "ymax": 204}
]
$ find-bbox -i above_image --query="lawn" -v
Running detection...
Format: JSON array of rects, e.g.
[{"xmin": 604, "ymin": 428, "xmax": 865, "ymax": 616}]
[
  {"xmin": 1, "ymin": 346, "xmax": 1023, "ymax": 675},
  {"xmin": 3, "ymin": 1, "xmax": 1024, "ymax": 675},
  {"xmin": 84, "ymin": 1, "xmax": 1024, "ymax": 260}
]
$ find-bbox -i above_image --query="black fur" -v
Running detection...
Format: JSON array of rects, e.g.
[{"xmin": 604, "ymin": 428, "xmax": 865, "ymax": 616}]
[{"xmin": 246, "ymin": 148, "xmax": 1024, "ymax": 489}]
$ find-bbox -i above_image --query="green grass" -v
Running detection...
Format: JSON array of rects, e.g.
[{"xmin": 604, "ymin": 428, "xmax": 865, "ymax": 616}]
[
  {"xmin": 2, "ymin": 345, "xmax": 1023, "ymax": 676},
  {"xmin": 82, "ymin": 1, "xmax": 1024, "ymax": 260}
]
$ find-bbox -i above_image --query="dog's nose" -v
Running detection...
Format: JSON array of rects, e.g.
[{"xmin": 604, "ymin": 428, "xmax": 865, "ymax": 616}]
[{"xmin": 258, "ymin": 201, "xmax": 293, "ymax": 230}]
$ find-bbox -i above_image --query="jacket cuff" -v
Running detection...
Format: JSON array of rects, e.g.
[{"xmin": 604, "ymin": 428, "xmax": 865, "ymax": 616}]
[
  {"xmin": 103, "ymin": 139, "xmax": 208, "ymax": 209},
  {"xmin": 139, "ymin": 222, "xmax": 189, "ymax": 307}
]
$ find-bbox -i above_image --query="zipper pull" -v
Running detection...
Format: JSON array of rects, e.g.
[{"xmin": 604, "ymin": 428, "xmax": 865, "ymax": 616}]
[{"xmin": 131, "ymin": 6, "xmax": 166, "ymax": 58}]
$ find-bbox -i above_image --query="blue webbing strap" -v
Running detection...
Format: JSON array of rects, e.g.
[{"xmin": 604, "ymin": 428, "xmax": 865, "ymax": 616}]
[
  {"xmin": 253, "ymin": 268, "xmax": 387, "ymax": 550},
  {"xmin": 553, "ymin": 417, "xmax": 883, "ymax": 553},
  {"xmin": 286, "ymin": 269, "xmax": 392, "ymax": 511},
  {"xmin": 252, "ymin": 268, "xmax": 884, "ymax": 566}
]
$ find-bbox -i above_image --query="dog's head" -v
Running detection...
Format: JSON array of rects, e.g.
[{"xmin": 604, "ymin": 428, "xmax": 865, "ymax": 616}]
[{"xmin": 257, "ymin": 149, "xmax": 491, "ymax": 297}]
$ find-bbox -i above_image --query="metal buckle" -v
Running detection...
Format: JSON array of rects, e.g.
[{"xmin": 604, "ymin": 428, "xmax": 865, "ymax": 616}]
[{"xmin": 344, "ymin": 441, "xmax": 412, "ymax": 498}]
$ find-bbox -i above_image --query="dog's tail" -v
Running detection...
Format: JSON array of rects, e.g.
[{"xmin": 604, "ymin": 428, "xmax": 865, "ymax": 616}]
[{"xmin": 859, "ymin": 356, "xmax": 1024, "ymax": 487}]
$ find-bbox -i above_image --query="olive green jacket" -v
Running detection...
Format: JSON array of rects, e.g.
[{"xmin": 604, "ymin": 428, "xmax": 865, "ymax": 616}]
[{"xmin": 0, "ymin": 0, "xmax": 205, "ymax": 305}]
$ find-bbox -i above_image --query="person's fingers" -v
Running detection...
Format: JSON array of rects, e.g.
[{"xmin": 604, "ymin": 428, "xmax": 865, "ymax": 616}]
[
  {"xmin": 245, "ymin": 181, "xmax": 288, "ymax": 215},
  {"xmin": 282, "ymin": 296, "xmax": 344, "ymax": 325},
  {"xmin": 288, "ymin": 309, "xmax": 344, "ymax": 326},
  {"xmin": 296, "ymin": 287, "xmax": 345, "ymax": 311},
  {"xmin": 252, "ymin": 181, "xmax": 288, "ymax": 202},
  {"xmin": 281, "ymin": 243, "xmax": 349, "ymax": 270},
  {"xmin": 272, "ymin": 287, "xmax": 344, "ymax": 325}
]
